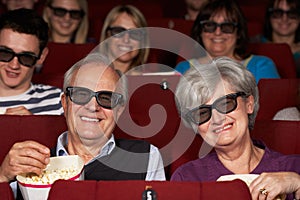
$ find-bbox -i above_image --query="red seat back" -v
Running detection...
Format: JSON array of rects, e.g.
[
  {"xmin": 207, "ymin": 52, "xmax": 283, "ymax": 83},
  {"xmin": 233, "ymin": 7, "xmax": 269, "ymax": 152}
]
[
  {"xmin": 32, "ymin": 73, "xmax": 64, "ymax": 89},
  {"xmin": 41, "ymin": 42, "xmax": 97, "ymax": 74},
  {"xmin": 257, "ymin": 79, "xmax": 299, "ymax": 120},
  {"xmin": 248, "ymin": 43, "xmax": 297, "ymax": 78},
  {"xmin": 48, "ymin": 180, "xmax": 97, "ymax": 200},
  {"xmin": 0, "ymin": 115, "xmax": 67, "ymax": 164},
  {"xmin": 251, "ymin": 120, "xmax": 300, "ymax": 154},
  {"xmin": 49, "ymin": 179, "xmax": 251, "ymax": 200},
  {"xmin": 0, "ymin": 182, "xmax": 14, "ymax": 200}
]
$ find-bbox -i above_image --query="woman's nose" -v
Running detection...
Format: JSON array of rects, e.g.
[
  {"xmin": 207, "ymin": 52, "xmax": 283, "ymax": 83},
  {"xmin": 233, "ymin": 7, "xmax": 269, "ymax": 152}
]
[
  {"xmin": 122, "ymin": 32, "xmax": 130, "ymax": 43},
  {"xmin": 211, "ymin": 109, "xmax": 226, "ymax": 125}
]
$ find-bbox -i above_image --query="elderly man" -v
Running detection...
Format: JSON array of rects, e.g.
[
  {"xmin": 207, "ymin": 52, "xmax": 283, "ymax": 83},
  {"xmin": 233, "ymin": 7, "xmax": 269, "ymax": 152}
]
[{"xmin": 0, "ymin": 52, "xmax": 165, "ymax": 199}]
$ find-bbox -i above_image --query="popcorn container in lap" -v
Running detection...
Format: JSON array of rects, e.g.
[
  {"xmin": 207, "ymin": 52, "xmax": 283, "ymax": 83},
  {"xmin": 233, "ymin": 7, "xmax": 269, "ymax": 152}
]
[{"xmin": 17, "ymin": 155, "xmax": 84, "ymax": 200}]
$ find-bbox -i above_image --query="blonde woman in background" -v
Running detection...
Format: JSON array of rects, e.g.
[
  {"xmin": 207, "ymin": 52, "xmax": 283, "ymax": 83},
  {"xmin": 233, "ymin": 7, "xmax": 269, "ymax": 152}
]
[
  {"xmin": 1, "ymin": 0, "xmax": 38, "ymax": 10},
  {"xmin": 43, "ymin": 0, "xmax": 88, "ymax": 44},
  {"xmin": 99, "ymin": 5, "xmax": 149, "ymax": 74}
]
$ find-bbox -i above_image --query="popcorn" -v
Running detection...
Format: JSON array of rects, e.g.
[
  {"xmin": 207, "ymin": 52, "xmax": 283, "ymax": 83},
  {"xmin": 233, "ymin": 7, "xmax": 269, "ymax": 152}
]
[
  {"xmin": 23, "ymin": 167, "xmax": 78, "ymax": 185},
  {"xmin": 17, "ymin": 155, "xmax": 84, "ymax": 200}
]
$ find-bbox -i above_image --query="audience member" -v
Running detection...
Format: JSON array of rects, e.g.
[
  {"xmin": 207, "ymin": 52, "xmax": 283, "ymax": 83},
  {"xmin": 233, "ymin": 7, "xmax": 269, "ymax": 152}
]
[
  {"xmin": 0, "ymin": 52, "xmax": 165, "ymax": 199},
  {"xmin": 184, "ymin": 0, "xmax": 208, "ymax": 21},
  {"xmin": 42, "ymin": 0, "xmax": 89, "ymax": 44},
  {"xmin": 273, "ymin": 83, "xmax": 300, "ymax": 120},
  {"xmin": 175, "ymin": 0, "xmax": 280, "ymax": 84},
  {"xmin": 99, "ymin": 5, "xmax": 149, "ymax": 74},
  {"xmin": 0, "ymin": 9, "xmax": 63, "ymax": 115},
  {"xmin": 1, "ymin": 0, "xmax": 38, "ymax": 11},
  {"xmin": 261, "ymin": 0, "xmax": 300, "ymax": 77},
  {"xmin": 171, "ymin": 56, "xmax": 300, "ymax": 200}
]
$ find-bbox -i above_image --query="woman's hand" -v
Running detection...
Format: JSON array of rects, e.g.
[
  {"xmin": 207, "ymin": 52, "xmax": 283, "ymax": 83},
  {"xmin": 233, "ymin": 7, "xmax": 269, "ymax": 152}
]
[
  {"xmin": 249, "ymin": 172, "xmax": 300, "ymax": 200},
  {"xmin": 0, "ymin": 141, "xmax": 50, "ymax": 182}
]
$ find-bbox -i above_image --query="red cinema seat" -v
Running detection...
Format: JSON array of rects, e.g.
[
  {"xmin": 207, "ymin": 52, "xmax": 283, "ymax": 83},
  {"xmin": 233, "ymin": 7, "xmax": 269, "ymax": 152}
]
[
  {"xmin": 240, "ymin": 4, "xmax": 267, "ymax": 23},
  {"xmin": 97, "ymin": 180, "xmax": 251, "ymax": 200},
  {"xmin": 48, "ymin": 180, "xmax": 251, "ymax": 199},
  {"xmin": 251, "ymin": 120, "xmax": 300, "ymax": 155},
  {"xmin": 256, "ymin": 79, "xmax": 299, "ymax": 120},
  {"xmin": 97, "ymin": 180, "xmax": 200, "ymax": 200},
  {"xmin": 32, "ymin": 72, "xmax": 64, "ymax": 89},
  {"xmin": 200, "ymin": 179, "xmax": 251, "ymax": 199},
  {"xmin": 114, "ymin": 74, "xmax": 181, "ymax": 178},
  {"xmin": 147, "ymin": 18, "xmax": 194, "ymax": 36},
  {"xmin": 48, "ymin": 180, "xmax": 97, "ymax": 200},
  {"xmin": 41, "ymin": 42, "xmax": 97, "ymax": 74},
  {"xmin": 0, "ymin": 115, "xmax": 67, "ymax": 164},
  {"xmin": 0, "ymin": 182, "xmax": 14, "ymax": 200},
  {"xmin": 169, "ymin": 123, "xmax": 204, "ymax": 176},
  {"xmin": 114, "ymin": 74, "xmax": 181, "ymax": 148},
  {"xmin": 247, "ymin": 21, "xmax": 263, "ymax": 37},
  {"xmin": 248, "ymin": 43, "xmax": 297, "ymax": 78}
]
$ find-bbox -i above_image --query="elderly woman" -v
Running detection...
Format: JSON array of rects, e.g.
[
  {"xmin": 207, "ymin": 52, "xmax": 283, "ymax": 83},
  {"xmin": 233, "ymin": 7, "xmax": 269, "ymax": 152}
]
[
  {"xmin": 175, "ymin": 0, "xmax": 280, "ymax": 84},
  {"xmin": 171, "ymin": 56, "xmax": 300, "ymax": 200}
]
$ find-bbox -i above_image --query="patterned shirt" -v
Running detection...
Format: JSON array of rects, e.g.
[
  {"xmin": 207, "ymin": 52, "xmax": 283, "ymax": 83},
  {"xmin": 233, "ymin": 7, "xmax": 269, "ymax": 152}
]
[{"xmin": 0, "ymin": 84, "xmax": 63, "ymax": 115}]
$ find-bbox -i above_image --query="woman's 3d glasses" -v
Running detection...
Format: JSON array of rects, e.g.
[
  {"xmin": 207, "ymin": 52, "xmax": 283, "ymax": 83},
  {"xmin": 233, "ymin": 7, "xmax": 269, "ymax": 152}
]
[
  {"xmin": 186, "ymin": 92, "xmax": 246, "ymax": 125},
  {"xmin": 268, "ymin": 8, "xmax": 299, "ymax": 20},
  {"xmin": 200, "ymin": 20, "xmax": 238, "ymax": 34},
  {"xmin": 106, "ymin": 26, "xmax": 145, "ymax": 41},
  {"xmin": 66, "ymin": 87, "xmax": 123, "ymax": 109},
  {"xmin": 49, "ymin": 5, "xmax": 85, "ymax": 20}
]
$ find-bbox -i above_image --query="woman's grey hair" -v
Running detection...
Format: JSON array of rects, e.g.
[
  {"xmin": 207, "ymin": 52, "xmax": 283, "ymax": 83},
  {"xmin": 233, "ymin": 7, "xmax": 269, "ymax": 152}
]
[
  {"xmin": 63, "ymin": 52, "xmax": 128, "ymax": 103},
  {"xmin": 175, "ymin": 56, "xmax": 259, "ymax": 131}
]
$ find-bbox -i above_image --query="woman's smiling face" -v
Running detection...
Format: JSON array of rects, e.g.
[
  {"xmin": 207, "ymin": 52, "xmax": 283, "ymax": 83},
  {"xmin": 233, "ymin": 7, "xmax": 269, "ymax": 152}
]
[
  {"xmin": 197, "ymin": 81, "xmax": 254, "ymax": 149},
  {"xmin": 106, "ymin": 12, "xmax": 140, "ymax": 72},
  {"xmin": 201, "ymin": 10, "xmax": 238, "ymax": 59}
]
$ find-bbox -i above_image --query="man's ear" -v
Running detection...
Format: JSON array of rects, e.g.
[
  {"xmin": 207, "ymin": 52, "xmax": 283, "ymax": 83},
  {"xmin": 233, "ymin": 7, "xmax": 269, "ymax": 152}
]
[
  {"xmin": 61, "ymin": 93, "xmax": 68, "ymax": 117},
  {"xmin": 114, "ymin": 105, "xmax": 125, "ymax": 121},
  {"xmin": 36, "ymin": 47, "xmax": 49, "ymax": 65}
]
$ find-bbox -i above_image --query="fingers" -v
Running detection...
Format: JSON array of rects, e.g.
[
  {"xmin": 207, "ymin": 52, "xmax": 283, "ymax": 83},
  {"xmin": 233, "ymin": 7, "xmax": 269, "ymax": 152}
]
[
  {"xmin": 249, "ymin": 172, "xmax": 289, "ymax": 200},
  {"xmin": 0, "ymin": 141, "xmax": 50, "ymax": 182},
  {"xmin": 5, "ymin": 106, "xmax": 32, "ymax": 115}
]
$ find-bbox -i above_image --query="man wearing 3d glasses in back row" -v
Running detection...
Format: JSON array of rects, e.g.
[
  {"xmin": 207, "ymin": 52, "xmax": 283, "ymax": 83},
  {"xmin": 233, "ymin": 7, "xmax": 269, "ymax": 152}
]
[{"xmin": 0, "ymin": 8, "xmax": 63, "ymax": 115}]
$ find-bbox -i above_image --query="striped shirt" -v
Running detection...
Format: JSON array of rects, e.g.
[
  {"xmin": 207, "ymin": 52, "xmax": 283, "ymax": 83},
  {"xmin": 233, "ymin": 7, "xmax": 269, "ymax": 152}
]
[{"xmin": 0, "ymin": 84, "xmax": 63, "ymax": 115}]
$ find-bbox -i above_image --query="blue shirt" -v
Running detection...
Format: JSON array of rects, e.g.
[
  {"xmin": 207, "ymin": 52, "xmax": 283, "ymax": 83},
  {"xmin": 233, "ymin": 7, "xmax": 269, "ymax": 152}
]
[{"xmin": 175, "ymin": 55, "xmax": 280, "ymax": 84}]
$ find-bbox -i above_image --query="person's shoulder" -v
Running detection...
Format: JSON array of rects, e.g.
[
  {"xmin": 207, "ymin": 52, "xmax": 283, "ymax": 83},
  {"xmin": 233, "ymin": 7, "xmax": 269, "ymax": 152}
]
[
  {"xmin": 293, "ymin": 43, "xmax": 300, "ymax": 57},
  {"xmin": 265, "ymin": 144, "xmax": 300, "ymax": 161},
  {"xmin": 175, "ymin": 60, "xmax": 190, "ymax": 73},
  {"xmin": 175, "ymin": 152, "xmax": 217, "ymax": 171},
  {"xmin": 250, "ymin": 54, "xmax": 274, "ymax": 63},
  {"xmin": 32, "ymin": 84, "xmax": 63, "ymax": 92},
  {"xmin": 273, "ymin": 107, "xmax": 300, "ymax": 120}
]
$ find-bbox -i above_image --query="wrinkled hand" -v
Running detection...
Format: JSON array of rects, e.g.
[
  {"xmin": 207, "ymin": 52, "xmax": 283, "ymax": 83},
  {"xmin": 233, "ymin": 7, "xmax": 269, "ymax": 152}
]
[
  {"xmin": 0, "ymin": 141, "xmax": 50, "ymax": 182},
  {"xmin": 5, "ymin": 106, "xmax": 32, "ymax": 115},
  {"xmin": 249, "ymin": 172, "xmax": 300, "ymax": 200}
]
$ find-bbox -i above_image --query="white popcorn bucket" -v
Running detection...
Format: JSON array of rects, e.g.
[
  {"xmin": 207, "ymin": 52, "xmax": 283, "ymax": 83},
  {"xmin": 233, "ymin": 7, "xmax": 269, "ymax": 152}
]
[
  {"xmin": 16, "ymin": 155, "xmax": 84, "ymax": 200},
  {"xmin": 216, "ymin": 174, "xmax": 259, "ymax": 186}
]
